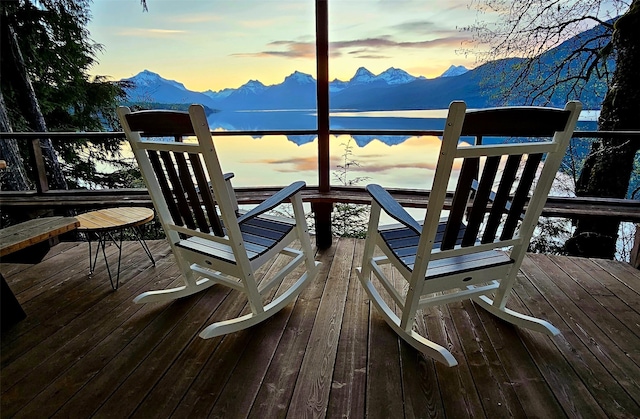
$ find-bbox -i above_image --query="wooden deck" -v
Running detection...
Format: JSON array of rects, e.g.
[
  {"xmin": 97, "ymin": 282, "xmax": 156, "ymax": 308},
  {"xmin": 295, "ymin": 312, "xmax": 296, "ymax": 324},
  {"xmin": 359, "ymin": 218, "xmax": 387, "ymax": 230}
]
[{"xmin": 1, "ymin": 237, "xmax": 639, "ymax": 418}]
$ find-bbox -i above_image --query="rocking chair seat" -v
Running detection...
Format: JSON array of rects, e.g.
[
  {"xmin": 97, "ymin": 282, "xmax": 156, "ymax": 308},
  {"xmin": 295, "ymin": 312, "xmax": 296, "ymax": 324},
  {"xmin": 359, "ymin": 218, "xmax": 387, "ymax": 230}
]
[
  {"xmin": 380, "ymin": 223, "xmax": 513, "ymax": 279},
  {"xmin": 176, "ymin": 215, "xmax": 295, "ymax": 263},
  {"xmin": 372, "ymin": 184, "xmax": 513, "ymax": 278}
]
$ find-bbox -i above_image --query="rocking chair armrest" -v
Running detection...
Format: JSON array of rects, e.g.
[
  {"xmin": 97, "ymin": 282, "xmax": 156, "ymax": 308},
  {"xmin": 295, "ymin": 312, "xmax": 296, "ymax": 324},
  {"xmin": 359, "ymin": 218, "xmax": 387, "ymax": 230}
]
[
  {"xmin": 237, "ymin": 181, "xmax": 306, "ymax": 224},
  {"xmin": 367, "ymin": 184, "xmax": 422, "ymax": 235},
  {"xmin": 223, "ymin": 173, "xmax": 239, "ymax": 214},
  {"xmin": 201, "ymin": 173, "xmax": 234, "ymax": 191}
]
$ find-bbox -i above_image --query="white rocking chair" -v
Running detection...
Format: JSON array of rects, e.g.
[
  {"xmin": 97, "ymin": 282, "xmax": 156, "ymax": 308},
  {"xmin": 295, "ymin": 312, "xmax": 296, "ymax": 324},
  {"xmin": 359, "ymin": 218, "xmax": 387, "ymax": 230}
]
[
  {"xmin": 118, "ymin": 104, "xmax": 320, "ymax": 339},
  {"xmin": 357, "ymin": 100, "xmax": 581, "ymax": 366}
]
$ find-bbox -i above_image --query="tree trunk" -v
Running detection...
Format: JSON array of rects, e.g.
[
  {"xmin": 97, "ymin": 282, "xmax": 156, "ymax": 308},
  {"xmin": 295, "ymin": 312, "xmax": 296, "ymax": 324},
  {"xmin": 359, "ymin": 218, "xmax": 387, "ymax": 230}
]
[
  {"xmin": 0, "ymin": 91, "xmax": 30, "ymax": 191},
  {"xmin": 565, "ymin": 0, "xmax": 640, "ymax": 259},
  {"xmin": 2, "ymin": 16, "xmax": 68, "ymax": 191}
]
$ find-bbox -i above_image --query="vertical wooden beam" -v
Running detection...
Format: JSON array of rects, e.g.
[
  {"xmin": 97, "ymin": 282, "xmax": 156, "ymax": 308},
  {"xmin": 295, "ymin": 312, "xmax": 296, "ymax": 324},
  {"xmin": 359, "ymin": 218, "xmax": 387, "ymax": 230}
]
[
  {"xmin": 631, "ymin": 224, "xmax": 640, "ymax": 269},
  {"xmin": 314, "ymin": 0, "xmax": 333, "ymax": 249},
  {"xmin": 30, "ymin": 138, "xmax": 49, "ymax": 193}
]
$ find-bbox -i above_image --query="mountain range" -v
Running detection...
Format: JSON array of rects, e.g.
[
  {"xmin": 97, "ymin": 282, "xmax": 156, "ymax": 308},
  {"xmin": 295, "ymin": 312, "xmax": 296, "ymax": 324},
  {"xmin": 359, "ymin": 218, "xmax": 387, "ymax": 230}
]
[{"xmin": 123, "ymin": 23, "xmax": 610, "ymax": 112}]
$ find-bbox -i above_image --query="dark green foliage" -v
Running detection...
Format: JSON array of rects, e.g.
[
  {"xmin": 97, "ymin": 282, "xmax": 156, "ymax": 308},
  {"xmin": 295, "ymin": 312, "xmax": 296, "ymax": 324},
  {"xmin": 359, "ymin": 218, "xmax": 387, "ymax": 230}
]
[{"xmin": 1, "ymin": 0, "xmax": 134, "ymax": 190}]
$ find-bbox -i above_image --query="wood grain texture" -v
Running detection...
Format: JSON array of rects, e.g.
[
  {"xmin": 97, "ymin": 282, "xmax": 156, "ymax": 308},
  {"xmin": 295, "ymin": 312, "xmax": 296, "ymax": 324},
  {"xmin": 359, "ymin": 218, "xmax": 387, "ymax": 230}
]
[
  {"xmin": 75, "ymin": 207, "xmax": 154, "ymax": 232},
  {"xmin": 2, "ymin": 238, "xmax": 640, "ymax": 418},
  {"xmin": 0, "ymin": 216, "xmax": 79, "ymax": 257}
]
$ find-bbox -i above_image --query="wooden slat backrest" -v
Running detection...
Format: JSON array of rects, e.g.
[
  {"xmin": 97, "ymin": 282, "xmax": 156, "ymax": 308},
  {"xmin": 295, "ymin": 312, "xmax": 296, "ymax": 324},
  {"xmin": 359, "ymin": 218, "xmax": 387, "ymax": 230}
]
[
  {"xmin": 462, "ymin": 155, "xmax": 500, "ymax": 245},
  {"xmin": 421, "ymin": 101, "xmax": 581, "ymax": 260},
  {"xmin": 124, "ymin": 110, "xmax": 195, "ymax": 137},
  {"xmin": 123, "ymin": 109, "xmax": 225, "ymax": 237},
  {"xmin": 441, "ymin": 157, "xmax": 478, "ymax": 249},
  {"xmin": 501, "ymin": 152, "xmax": 543, "ymax": 239},
  {"xmin": 461, "ymin": 107, "xmax": 572, "ymax": 137}
]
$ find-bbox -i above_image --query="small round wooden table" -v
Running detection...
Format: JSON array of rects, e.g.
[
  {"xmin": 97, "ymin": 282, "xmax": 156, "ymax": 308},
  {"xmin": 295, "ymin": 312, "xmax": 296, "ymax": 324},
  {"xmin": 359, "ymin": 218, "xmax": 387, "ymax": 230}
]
[{"xmin": 77, "ymin": 207, "xmax": 155, "ymax": 290}]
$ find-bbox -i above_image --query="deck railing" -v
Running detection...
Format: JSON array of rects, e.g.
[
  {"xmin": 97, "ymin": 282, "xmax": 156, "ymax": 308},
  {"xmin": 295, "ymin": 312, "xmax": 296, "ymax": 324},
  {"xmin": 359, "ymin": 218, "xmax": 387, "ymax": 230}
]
[{"xmin": 1, "ymin": 129, "xmax": 639, "ymax": 265}]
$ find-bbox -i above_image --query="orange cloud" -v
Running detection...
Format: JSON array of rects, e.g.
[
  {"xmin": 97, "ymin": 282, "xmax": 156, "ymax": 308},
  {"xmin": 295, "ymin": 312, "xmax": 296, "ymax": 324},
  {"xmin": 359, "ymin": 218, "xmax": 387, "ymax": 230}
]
[{"xmin": 246, "ymin": 156, "xmax": 318, "ymax": 172}]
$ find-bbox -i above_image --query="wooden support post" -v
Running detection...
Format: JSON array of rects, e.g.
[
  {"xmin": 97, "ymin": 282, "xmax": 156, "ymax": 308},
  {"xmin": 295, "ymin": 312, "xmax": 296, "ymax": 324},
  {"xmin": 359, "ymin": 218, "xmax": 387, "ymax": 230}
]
[
  {"xmin": 314, "ymin": 0, "xmax": 332, "ymax": 249},
  {"xmin": 312, "ymin": 202, "xmax": 333, "ymax": 249},
  {"xmin": 30, "ymin": 138, "xmax": 49, "ymax": 193},
  {"xmin": 631, "ymin": 224, "xmax": 640, "ymax": 269}
]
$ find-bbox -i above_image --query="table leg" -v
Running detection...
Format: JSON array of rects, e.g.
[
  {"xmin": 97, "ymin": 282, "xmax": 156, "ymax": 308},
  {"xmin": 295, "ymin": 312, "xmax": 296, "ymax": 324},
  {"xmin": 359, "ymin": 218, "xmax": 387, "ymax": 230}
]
[
  {"xmin": 85, "ymin": 231, "xmax": 121, "ymax": 291},
  {"xmin": 132, "ymin": 225, "xmax": 155, "ymax": 266},
  {"xmin": 83, "ymin": 224, "xmax": 154, "ymax": 291}
]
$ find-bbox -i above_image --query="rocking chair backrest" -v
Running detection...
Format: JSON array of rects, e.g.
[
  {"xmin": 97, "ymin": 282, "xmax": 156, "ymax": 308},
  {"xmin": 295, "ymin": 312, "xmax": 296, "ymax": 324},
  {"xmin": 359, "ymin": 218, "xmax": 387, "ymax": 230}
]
[
  {"xmin": 119, "ymin": 105, "xmax": 320, "ymax": 338},
  {"xmin": 417, "ymin": 101, "xmax": 581, "ymax": 274},
  {"xmin": 118, "ymin": 107, "xmax": 227, "ymax": 240}
]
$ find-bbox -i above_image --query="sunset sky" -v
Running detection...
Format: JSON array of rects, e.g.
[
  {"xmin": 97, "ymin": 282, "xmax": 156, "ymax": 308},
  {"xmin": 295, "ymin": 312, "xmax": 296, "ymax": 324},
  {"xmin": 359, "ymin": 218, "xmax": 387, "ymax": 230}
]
[{"xmin": 88, "ymin": 0, "xmax": 492, "ymax": 92}]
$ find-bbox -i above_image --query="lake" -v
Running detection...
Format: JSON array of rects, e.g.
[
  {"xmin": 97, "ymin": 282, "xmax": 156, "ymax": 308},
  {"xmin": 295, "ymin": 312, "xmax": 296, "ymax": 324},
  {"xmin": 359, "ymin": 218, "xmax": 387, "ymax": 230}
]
[{"xmin": 136, "ymin": 109, "xmax": 596, "ymax": 191}]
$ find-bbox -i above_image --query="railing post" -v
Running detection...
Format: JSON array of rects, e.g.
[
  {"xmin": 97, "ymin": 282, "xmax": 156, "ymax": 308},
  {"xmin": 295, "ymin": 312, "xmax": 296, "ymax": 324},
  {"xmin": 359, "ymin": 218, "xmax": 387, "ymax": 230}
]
[
  {"xmin": 631, "ymin": 224, "xmax": 640, "ymax": 269},
  {"xmin": 314, "ymin": 0, "xmax": 332, "ymax": 249},
  {"xmin": 29, "ymin": 138, "xmax": 49, "ymax": 193}
]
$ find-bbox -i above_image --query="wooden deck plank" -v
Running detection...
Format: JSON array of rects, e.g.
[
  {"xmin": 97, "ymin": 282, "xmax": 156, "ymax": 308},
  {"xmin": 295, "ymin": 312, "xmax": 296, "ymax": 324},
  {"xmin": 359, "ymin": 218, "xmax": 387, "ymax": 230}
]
[
  {"xmin": 156, "ymin": 252, "xmax": 287, "ymax": 418},
  {"xmin": 573, "ymin": 257, "xmax": 640, "ymax": 315},
  {"xmin": 375, "ymin": 254, "xmax": 446, "ymax": 419},
  {"xmin": 286, "ymin": 237, "xmax": 354, "ymax": 418},
  {"xmin": 399, "ymin": 267, "xmax": 446, "ymax": 418},
  {"xmin": 2, "ymin": 266, "xmax": 181, "ymax": 418},
  {"xmin": 1, "ymin": 241, "xmax": 149, "ymax": 360},
  {"xmin": 0, "ymin": 240, "xmax": 81, "ymax": 278},
  {"xmin": 326, "ymin": 238, "xmax": 369, "ymax": 419},
  {"xmin": 1, "ymin": 241, "xmax": 167, "ymax": 367},
  {"xmin": 206, "ymin": 243, "xmax": 311, "ymax": 418},
  {"xmin": 9, "ymin": 271, "xmax": 189, "ymax": 418},
  {"xmin": 425, "ymin": 304, "xmax": 486, "ymax": 418},
  {"xmin": 74, "ymin": 272, "xmax": 233, "ymax": 418},
  {"xmin": 590, "ymin": 257, "xmax": 640, "ymax": 292},
  {"xmin": 450, "ymin": 298, "xmax": 527, "ymax": 417},
  {"xmin": 520, "ymin": 255, "xmax": 640, "ymax": 417},
  {"xmin": 470, "ymin": 298, "xmax": 566, "ymax": 418},
  {"xmin": 366, "ymin": 307, "xmax": 405, "ymax": 417},
  {"xmin": 0, "ymin": 242, "xmax": 172, "ymax": 394},
  {"xmin": 247, "ymin": 238, "xmax": 337, "ymax": 419},
  {"xmin": 365, "ymin": 259, "xmax": 409, "ymax": 417},
  {"xmin": 509, "ymin": 271, "xmax": 608, "ymax": 417},
  {"xmin": 53, "ymin": 282, "xmax": 216, "ymax": 418},
  {"xmin": 546, "ymin": 255, "xmax": 640, "ymax": 366},
  {"xmin": 1, "ymin": 238, "xmax": 640, "ymax": 418},
  {"xmin": 120, "ymin": 241, "xmax": 298, "ymax": 417}
]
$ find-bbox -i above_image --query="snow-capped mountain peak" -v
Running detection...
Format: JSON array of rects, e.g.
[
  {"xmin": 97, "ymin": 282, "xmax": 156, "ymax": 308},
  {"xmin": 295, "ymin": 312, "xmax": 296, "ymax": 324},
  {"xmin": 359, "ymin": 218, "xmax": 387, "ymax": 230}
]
[
  {"xmin": 237, "ymin": 79, "xmax": 266, "ymax": 94},
  {"xmin": 203, "ymin": 88, "xmax": 234, "ymax": 100},
  {"xmin": 377, "ymin": 67, "xmax": 416, "ymax": 85},
  {"xmin": 350, "ymin": 67, "xmax": 377, "ymax": 84},
  {"xmin": 330, "ymin": 78, "xmax": 349, "ymax": 93},
  {"xmin": 439, "ymin": 65, "xmax": 469, "ymax": 78},
  {"xmin": 127, "ymin": 69, "xmax": 188, "ymax": 91},
  {"xmin": 284, "ymin": 71, "xmax": 316, "ymax": 84}
]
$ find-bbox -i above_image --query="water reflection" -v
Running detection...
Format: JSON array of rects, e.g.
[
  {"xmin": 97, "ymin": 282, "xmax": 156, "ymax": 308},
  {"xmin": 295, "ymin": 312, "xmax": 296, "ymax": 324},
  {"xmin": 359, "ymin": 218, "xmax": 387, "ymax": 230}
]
[
  {"xmin": 207, "ymin": 109, "xmax": 597, "ymax": 146},
  {"xmin": 201, "ymin": 109, "xmax": 599, "ymax": 189},
  {"xmin": 205, "ymin": 132, "xmax": 448, "ymax": 191}
]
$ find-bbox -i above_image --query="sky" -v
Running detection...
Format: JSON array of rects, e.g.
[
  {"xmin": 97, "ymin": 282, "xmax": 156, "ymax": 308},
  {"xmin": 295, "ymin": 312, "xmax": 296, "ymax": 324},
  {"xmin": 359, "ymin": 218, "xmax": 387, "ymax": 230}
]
[{"xmin": 87, "ymin": 0, "xmax": 491, "ymax": 92}]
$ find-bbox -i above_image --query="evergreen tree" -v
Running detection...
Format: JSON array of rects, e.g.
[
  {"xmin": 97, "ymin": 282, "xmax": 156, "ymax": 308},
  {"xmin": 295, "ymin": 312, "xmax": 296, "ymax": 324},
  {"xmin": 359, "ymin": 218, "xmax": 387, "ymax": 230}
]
[{"xmin": 0, "ymin": 0, "xmax": 131, "ymax": 191}]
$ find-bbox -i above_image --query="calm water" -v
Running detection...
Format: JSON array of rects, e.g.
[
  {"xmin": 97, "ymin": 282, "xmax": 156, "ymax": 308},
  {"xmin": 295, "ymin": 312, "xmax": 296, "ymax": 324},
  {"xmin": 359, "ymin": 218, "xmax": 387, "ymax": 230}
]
[{"xmin": 158, "ymin": 109, "xmax": 597, "ymax": 190}]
